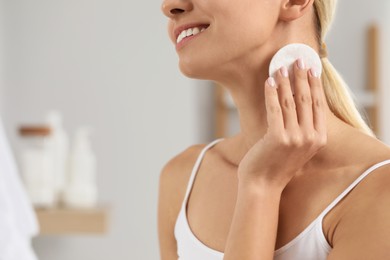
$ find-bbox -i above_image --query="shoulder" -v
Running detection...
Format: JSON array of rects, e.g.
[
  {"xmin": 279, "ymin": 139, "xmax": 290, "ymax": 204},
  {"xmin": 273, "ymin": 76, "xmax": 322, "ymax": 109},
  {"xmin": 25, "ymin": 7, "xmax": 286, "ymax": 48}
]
[
  {"xmin": 157, "ymin": 143, "xmax": 207, "ymax": 258},
  {"xmin": 328, "ymin": 143, "xmax": 390, "ymax": 259},
  {"xmin": 351, "ymin": 131, "xmax": 390, "ymax": 162},
  {"xmin": 347, "ymin": 134, "xmax": 390, "ymax": 215},
  {"xmin": 158, "ymin": 143, "xmax": 207, "ymax": 218},
  {"xmin": 160, "ymin": 143, "xmax": 207, "ymax": 191}
]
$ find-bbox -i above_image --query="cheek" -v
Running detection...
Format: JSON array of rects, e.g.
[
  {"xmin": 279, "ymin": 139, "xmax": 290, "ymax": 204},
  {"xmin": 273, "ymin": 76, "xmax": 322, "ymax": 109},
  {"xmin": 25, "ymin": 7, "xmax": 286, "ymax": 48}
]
[
  {"xmin": 176, "ymin": 22, "xmax": 272, "ymax": 79},
  {"xmin": 235, "ymin": 11, "xmax": 276, "ymax": 44},
  {"xmin": 213, "ymin": 19, "xmax": 272, "ymax": 62},
  {"xmin": 177, "ymin": 3, "xmax": 278, "ymax": 78},
  {"xmin": 218, "ymin": 5, "xmax": 276, "ymax": 50}
]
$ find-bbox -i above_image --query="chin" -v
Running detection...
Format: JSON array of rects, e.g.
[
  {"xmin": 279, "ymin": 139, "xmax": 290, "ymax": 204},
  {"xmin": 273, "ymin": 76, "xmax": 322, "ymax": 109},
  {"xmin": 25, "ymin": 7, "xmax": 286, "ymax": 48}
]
[
  {"xmin": 178, "ymin": 58, "xmax": 215, "ymax": 80},
  {"xmin": 179, "ymin": 64, "xmax": 203, "ymax": 79}
]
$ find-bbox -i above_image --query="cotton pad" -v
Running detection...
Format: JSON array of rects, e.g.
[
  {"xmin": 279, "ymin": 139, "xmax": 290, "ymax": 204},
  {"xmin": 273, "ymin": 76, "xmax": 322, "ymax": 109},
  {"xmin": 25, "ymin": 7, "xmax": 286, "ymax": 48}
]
[{"xmin": 269, "ymin": 44, "xmax": 322, "ymax": 92}]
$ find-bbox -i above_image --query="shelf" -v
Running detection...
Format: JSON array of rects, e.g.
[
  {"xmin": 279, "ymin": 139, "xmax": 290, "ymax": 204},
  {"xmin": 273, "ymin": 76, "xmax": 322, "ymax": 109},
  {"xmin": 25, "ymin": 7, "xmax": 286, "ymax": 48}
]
[{"xmin": 35, "ymin": 206, "xmax": 109, "ymax": 235}]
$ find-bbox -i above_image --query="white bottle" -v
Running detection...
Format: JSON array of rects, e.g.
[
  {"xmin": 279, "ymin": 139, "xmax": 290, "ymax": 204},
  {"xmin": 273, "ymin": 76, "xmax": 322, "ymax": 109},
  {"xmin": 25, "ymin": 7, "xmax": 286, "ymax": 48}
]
[
  {"xmin": 45, "ymin": 111, "xmax": 69, "ymax": 204},
  {"xmin": 19, "ymin": 126, "xmax": 56, "ymax": 208},
  {"xmin": 64, "ymin": 127, "xmax": 97, "ymax": 208}
]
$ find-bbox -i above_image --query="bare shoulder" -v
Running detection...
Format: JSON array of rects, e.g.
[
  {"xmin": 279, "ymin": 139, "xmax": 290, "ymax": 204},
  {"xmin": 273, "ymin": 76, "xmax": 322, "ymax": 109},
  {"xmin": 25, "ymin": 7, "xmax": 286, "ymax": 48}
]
[
  {"xmin": 157, "ymin": 143, "xmax": 207, "ymax": 260},
  {"xmin": 159, "ymin": 143, "xmax": 207, "ymax": 207},
  {"xmin": 328, "ymin": 137, "xmax": 390, "ymax": 259},
  {"xmin": 352, "ymin": 132, "xmax": 390, "ymax": 162}
]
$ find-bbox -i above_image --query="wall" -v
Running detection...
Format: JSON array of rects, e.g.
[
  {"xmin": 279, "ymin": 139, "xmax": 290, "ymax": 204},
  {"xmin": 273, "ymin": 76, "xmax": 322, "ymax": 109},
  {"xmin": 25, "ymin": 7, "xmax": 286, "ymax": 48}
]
[
  {"xmin": 2, "ymin": 0, "xmax": 201, "ymax": 259},
  {"xmin": 0, "ymin": 0, "xmax": 4, "ymax": 112},
  {"xmin": 326, "ymin": 0, "xmax": 388, "ymax": 142},
  {"xmin": 327, "ymin": 0, "xmax": 383, "ymax": 93}
]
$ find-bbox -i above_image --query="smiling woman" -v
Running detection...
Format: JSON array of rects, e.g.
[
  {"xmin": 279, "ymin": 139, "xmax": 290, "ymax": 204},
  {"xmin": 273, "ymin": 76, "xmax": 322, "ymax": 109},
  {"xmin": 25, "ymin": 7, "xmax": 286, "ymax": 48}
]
[{"xmin": 158, "ymin": 0, "xmax": 390, "ymax": 259}]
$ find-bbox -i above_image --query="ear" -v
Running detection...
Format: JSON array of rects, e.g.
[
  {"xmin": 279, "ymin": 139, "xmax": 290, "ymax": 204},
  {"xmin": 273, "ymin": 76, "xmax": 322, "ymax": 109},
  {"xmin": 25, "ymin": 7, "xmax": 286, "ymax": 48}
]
[{"xmin": 279, "ymin": 0, "xmax": 315, "ymax": 22}]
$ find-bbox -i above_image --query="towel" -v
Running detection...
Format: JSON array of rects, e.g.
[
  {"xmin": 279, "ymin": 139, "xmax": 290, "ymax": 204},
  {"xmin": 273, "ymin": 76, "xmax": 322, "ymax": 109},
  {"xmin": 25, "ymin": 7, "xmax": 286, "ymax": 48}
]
[{"xmin": 0, "ymin": 116, "xmax": 39, "ymax": 260}]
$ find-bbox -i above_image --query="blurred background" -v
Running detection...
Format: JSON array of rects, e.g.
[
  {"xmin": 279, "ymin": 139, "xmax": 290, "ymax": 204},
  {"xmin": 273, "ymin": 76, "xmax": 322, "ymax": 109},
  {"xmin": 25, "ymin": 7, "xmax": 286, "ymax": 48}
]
[{"xmin": 0, "ymin": 0, "xmax": 389, "ymax": 259}]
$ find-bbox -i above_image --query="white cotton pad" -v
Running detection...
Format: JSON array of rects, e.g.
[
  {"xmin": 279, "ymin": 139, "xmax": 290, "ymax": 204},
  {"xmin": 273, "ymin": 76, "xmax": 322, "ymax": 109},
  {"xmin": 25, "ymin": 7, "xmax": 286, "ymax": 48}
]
[{"xmin": 269, "ymin": 43, "xmax": 322, "ymax": 82}]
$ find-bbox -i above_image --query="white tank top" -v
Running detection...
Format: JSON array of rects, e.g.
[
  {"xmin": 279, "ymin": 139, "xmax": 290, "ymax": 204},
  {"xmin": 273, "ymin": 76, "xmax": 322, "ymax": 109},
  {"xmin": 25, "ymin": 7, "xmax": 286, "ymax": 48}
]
[{"xmin": 174, "ymin": 139, "xmax": 390, "ymax": 260}]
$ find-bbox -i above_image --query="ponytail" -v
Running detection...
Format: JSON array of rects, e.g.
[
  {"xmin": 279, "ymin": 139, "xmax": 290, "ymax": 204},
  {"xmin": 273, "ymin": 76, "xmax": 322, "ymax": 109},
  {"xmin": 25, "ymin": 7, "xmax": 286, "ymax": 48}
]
[
  {"xmin": 314, "ymin": 0, "xmax": 375, "ymax": 137},
  {"xmin": 321, "ymin": 57, "xmax": 375, "ymax": 136}
]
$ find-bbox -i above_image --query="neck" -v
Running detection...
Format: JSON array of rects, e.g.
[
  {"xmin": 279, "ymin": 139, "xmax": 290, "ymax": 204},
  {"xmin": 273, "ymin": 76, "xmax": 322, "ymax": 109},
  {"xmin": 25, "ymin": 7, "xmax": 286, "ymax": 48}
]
[
  {"xmin": 210, "ymin": 13, "xmax": 358, "ymax": 170},
  {"xmin": 219, "ymin": 66, "xmax": 351, "ymax": 170},
  {"xmin": 226, "ymin": 71, "xmax": 269, "ymax": 150},
  {"xmin": 217, "ymin": 65, "xmax": 271, "ymax": 164},
  {"xmin": 216, "ymin": 52, "xmax": 272, "ymax": 150},
  {"xmin": 214, "ymin": 21, "xmax": 319, "ymax": 157}
]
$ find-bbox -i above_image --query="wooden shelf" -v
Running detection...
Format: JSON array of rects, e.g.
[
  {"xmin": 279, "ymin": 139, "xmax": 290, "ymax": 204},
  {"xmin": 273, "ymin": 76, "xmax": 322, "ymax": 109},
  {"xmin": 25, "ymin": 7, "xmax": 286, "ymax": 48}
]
[
  {"xmin": 35, "ymin": 206, "xmax": 109, "ymax": 235},
  {"xmin": 366, "ymin": 24, "xmax": 379, "ymax": 134}
]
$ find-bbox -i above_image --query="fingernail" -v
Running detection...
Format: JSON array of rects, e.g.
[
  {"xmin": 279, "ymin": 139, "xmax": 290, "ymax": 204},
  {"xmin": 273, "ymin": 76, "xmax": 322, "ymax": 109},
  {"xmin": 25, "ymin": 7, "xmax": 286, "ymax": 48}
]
[
  {"xmin": 310, "ymin": 68, "xmax": 319, "ymax": 78},
  {"xmin": 297, "ymin": 58, "xmax": 305, "ymax": 70},
  {"xmin": 280, "ymin": 66, "xmax": 288, "ymax": 78},
  {"xmin": 267, "ymin": 77, "xmax": 276, "ymax": 87}
]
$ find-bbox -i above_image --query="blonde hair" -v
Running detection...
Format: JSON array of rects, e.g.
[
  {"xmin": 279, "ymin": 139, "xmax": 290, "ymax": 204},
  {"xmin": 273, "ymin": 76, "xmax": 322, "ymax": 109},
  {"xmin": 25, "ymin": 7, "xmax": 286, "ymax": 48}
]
[{"xmin": 313, "ymin": 0, "xmax": 375, "ymax": 136}]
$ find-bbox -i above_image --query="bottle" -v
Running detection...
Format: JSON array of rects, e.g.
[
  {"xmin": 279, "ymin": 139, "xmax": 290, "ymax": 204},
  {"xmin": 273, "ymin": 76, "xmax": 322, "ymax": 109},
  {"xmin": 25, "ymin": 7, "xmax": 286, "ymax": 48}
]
[
  {"xmin": 63, "ymin": 127, "xmax": 97, "ymax": 208},
  {"xmin": 45, "ymin": 111, "xmax": 69, "ymax": 204},
  {"xmin": 19, "ymin": 126, "xmax": 56, "ymax": 208}
]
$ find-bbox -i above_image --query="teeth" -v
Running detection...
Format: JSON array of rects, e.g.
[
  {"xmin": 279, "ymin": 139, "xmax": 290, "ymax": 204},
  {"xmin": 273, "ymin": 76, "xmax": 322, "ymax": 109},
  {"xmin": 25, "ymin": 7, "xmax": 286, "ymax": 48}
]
[
  {"xmin": 176, "ymin": 26, "xmax": 207, "ymax": 44},
  {"xmin": 177, "ymin": 31, "xmax": 186, "ymax": 43},
  {"xmin": 192, "ymin": 27, "xmax": 200, "ymax": 35}
]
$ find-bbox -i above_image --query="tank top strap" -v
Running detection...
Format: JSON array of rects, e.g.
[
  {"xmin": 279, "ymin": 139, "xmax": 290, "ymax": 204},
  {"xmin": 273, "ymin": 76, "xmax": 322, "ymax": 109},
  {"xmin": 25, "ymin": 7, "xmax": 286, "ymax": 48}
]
[
  {"xmin": 182, "ymin": 138, "xmax": 224, "ymax": 208},
  {"xmin": 319, "ymin": 159, "xmax": 390, "ymax": 219}
]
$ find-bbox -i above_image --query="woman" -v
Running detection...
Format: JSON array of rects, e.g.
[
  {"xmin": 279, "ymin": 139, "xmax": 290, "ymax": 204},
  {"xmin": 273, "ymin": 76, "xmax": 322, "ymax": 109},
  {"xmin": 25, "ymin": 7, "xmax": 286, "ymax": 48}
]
[{"xmin": 158, "ymin": 0, "xmax": 390, "ymax": 259}]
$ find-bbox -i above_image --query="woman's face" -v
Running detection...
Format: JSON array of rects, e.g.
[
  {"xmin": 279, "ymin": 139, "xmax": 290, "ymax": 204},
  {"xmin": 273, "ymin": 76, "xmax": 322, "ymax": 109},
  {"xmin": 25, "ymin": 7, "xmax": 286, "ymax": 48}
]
[{"xmin": 161, "ymin": 0, "xmax": 281, "ymax": 80}]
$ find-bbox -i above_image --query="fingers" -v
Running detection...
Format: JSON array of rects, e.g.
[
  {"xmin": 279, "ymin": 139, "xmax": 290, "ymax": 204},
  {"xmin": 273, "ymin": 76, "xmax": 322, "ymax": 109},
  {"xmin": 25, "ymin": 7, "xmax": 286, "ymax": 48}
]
[
  {"xmin": 264, "ymin": 77, "xmax": 284, "ymax": 132},
  {"xmin": 293, "ymin": 59, "xmax": 314, "ymax": 130},
  {"xmin": 308, "ymin": 68, "xmax": 327, "ymax": 140},
  {"xmin": 264, "ymin": 59, "xmax": 326, "ymax": 140},
  {"xmin": 275, "ymin": 66, "xmax": 298, "ymax": 131}
]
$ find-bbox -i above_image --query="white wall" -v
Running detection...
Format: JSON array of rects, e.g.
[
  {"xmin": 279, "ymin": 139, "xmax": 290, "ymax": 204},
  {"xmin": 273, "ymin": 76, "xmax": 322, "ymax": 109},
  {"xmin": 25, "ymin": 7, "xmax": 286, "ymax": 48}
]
[
  {"xmin": 326, "ymin": 0, "xmax": 388, "ymax": 142},
  {"xmin": 327, "ymin": 0, "xmax": 383, "ymax": 91},
  {"xmin": 0, "ymin": 0, "xmax": 4, "ymax": 113},
  {"xmin": 2, "ymin": 0, "xmax": 202, "ymax": 259}
]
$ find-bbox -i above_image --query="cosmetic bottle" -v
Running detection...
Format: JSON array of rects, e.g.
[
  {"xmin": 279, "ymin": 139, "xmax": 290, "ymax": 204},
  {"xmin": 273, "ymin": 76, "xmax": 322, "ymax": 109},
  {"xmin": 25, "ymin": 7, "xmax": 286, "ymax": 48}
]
[
  {"xmin": 45, "ymin": 111, "xmax": 69, "ymax": 203},
  {"xmin": 19, "ymin": 126, "xmax": 55, "ymax": 208},
  {"xmin": 63, "ymin": 127, "xmax": 97, "ymax": 208}
]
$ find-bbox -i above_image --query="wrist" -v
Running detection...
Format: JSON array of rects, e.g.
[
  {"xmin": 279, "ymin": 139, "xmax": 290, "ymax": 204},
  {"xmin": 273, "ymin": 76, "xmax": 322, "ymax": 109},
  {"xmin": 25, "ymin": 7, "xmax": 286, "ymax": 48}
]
[
  {"xmin": 237, "ymin": 167, "xmax": 292, "ymax": 193},
  {"xmin": 237, "ymin": 176, "xmax": 284, "ymax": 197}
]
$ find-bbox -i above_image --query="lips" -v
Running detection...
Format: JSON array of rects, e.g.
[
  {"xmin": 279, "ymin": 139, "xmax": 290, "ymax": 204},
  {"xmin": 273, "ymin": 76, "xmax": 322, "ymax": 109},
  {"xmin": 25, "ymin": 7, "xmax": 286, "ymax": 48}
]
[{"xmin": 174, "ymin": 23, "xmax": 210, "ymax": 44}]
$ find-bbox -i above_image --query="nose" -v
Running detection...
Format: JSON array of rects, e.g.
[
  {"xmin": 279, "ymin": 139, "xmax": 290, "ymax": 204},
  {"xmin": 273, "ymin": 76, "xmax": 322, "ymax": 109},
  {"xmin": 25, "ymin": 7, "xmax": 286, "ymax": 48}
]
[{"xmin": 161, "ymin": 0, "xmax": 193, "ymax": 18}]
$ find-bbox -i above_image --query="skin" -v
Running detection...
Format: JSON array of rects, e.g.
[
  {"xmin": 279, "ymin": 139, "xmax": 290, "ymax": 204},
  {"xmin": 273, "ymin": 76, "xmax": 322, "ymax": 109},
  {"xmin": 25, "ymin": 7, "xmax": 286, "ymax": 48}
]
[{"xmin": 159, "ymin": 0, "xmax": 390, "ymax": 259}]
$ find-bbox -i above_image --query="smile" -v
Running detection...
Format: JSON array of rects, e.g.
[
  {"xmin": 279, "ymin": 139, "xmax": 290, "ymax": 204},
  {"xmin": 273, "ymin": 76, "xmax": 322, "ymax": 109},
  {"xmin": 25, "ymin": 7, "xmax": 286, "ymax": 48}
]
[{"xmin": 176, "ymin": 25, "xmax": 209, "ymax": 44}]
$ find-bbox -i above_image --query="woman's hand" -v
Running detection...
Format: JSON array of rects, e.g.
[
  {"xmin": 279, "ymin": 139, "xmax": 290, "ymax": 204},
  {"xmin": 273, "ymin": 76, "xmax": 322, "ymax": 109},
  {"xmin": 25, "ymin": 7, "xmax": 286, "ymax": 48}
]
[
  {"xmin": 224, "ymin": 59, "xmax": 327, "ymax": 260},
  {"xmin": 237, "ymin": 59, "xmax": 327, "ymax": 190}
]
